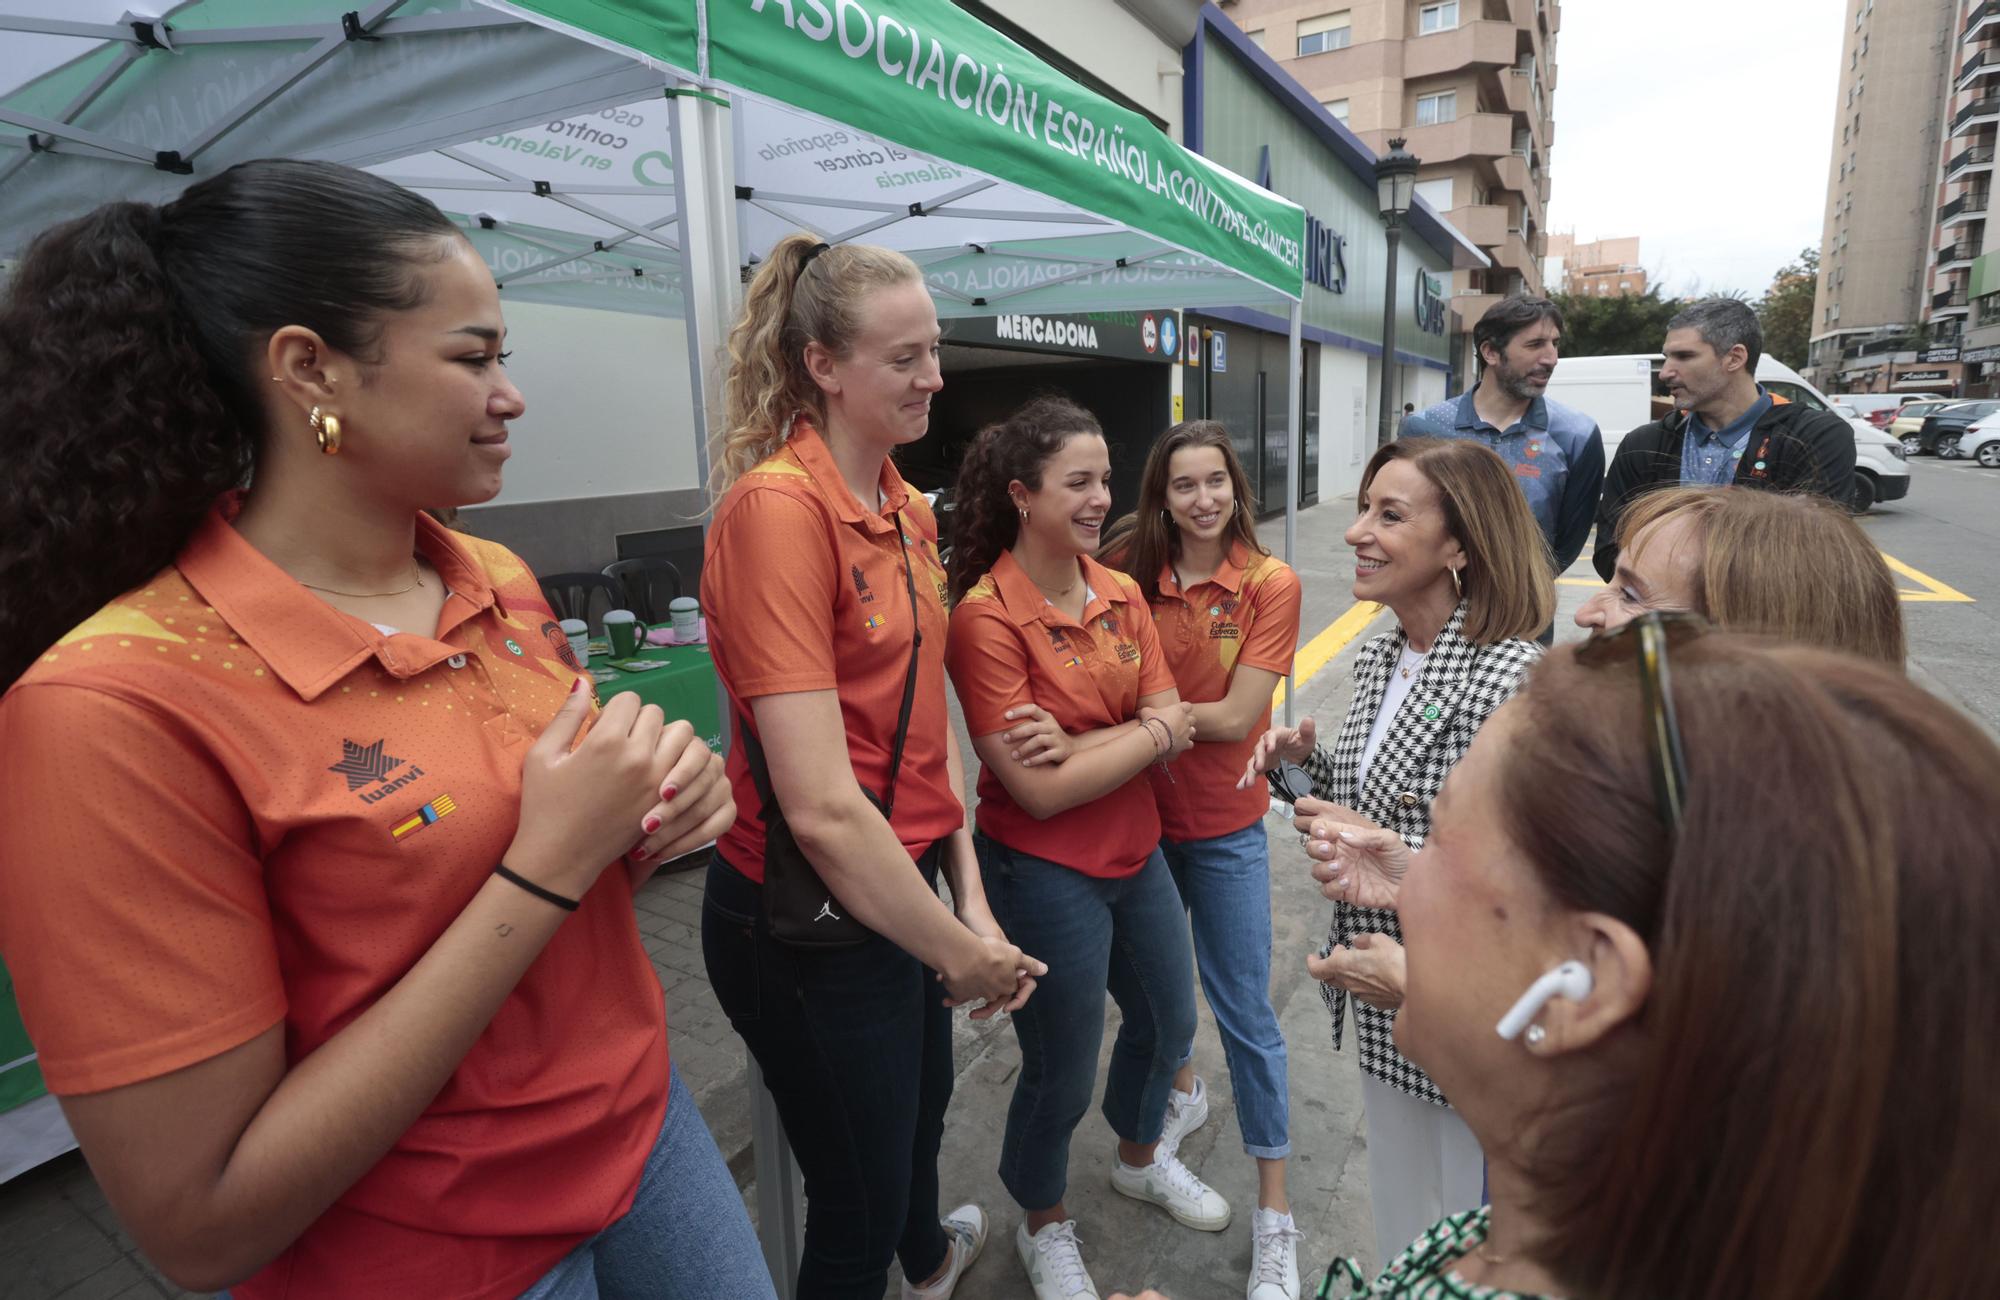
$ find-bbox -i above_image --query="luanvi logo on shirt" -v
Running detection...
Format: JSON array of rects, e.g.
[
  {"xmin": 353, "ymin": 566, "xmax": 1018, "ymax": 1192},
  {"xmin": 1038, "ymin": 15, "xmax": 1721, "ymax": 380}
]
[
  {"xmin": 852, "ymin": 564, "xmax": 875, "ymax": 604},
  {"xmin": 329, "ymin": 737, "xmax": 425, "ymax": 804}
]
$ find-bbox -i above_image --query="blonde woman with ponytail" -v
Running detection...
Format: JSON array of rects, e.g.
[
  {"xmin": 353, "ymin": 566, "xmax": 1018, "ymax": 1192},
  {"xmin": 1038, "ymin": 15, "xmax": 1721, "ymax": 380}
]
[{"xmin": 699, "ymin": 233, "xmax": 1044, "ymax": 1300}]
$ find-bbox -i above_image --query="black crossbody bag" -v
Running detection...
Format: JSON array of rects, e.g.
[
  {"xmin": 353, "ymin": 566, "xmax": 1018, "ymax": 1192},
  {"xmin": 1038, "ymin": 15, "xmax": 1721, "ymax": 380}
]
[{"xmin": 735, "ymin": 519, "xmax": 924, "ymax": 948}]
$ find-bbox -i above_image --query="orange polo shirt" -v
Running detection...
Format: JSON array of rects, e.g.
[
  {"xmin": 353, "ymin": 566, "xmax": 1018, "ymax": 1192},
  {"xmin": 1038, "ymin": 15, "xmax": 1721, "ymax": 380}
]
[
  {"xmin": 947, "ymin": 551, "xmax": 1176, "ymax": 878},
  {"xmin": 1142, "ymin": 544, "xmax": 1302, "ymax": 842},
  {"xmin": 702, "ymin": 419, "xmax": 961, "ymax": 880},
  {"xmin": 0, "ymin": 500, "xmax": 667, "ymax": 1300}
]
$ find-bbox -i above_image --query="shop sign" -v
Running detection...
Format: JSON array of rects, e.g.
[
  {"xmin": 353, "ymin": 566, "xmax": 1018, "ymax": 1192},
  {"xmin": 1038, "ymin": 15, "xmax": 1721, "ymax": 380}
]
[
  {"xmin": 1920, "ymin": 346, "xmax": 1961, "ymax": 363},
  {"xmin": 1304, "ymin": 213, "xmax": 1349, "ymax": 294},
  {"xmin": 945, "ymin": 308, "xmax": 1176, "ymax": 363},
  {"xmin": 1961, "ymin": 345, "xmax": 2000, "ymax": 363},
  {"xmin": 1413, "ymin": 268, "xmax": 1447, "ymax": 336},
  {"xmin": 1893, "ymin": 369, "xmax": 1951, "ymax": 386}
]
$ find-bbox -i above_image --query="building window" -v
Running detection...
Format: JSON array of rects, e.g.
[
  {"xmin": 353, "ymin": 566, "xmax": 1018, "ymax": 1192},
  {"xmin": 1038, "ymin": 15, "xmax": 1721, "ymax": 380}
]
[
  {"xmin": 1419, "ymin": 2, "xmax": 1459, "ymax": 34},
  {"xmin": 1322, "ymin": 97, "xmax": 1350, "ymax": 123},
  {"xmin": 1297, "ymin": 12, "xmax": 1352, "ymax": 55},
  {"xmin": 1414, "ymin": 176, "xmax": 1453, "ymax": 209},
  {"xmin": 1246, "ymin": 28, "xmax": 1266, "ymax": 49},
  {"xmin": 1415, "ymin": 91, "xmax": 1457, "ymax": 125}
]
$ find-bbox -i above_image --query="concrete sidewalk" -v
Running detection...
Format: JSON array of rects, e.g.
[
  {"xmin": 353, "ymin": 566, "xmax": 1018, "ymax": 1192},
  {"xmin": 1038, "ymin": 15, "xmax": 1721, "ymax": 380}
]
[{"xmin": 0, "ymin": 498, "xmax": 1605, "ymax": 1300}]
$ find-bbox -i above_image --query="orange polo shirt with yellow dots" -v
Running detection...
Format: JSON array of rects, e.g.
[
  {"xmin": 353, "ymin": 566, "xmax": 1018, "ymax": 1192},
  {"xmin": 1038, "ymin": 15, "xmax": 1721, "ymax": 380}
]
[
  {"xmin": 1141, "ymin": 542, "xmax": 1302, "ymax": 842},
  {"xmin": 946, "ymin": 551, "xmax": 1176, "ymax": 878},
  {"xmin": 702, "ymin": 418, "xmax": 961, "ymax": 880},
  {"xmin": 0, "ymin": 498, "xmax": 668, "ymax": 1300}
]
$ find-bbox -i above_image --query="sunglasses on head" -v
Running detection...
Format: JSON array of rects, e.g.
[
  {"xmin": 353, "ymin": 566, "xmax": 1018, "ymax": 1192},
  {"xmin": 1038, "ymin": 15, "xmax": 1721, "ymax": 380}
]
[{"xmin": 1574, "ymin": 610, "xmax": 1707, "ymax": 841}]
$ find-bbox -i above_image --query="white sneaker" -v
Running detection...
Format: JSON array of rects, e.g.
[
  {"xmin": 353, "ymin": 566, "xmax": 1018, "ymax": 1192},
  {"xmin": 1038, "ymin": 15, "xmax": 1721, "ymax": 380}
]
[
  {"xmin": 1110, "ymin": 1147, "xmax": 1232, "ymax": 1231},
  {"xmin": 1159, "ymin": 1075, "xmax": 1210, "ymax": 1155},
  {"xmin": 1015, "ymin": 1219, "xmax": 1100, "ymax": 1299},
  {"xmin": 902, "ymin": 1204, "xmax": 988, "ymax": 1299},
  {"xmin": 1247, "ymin": 1206, "xmax": 1302, "ymax": 1300}
]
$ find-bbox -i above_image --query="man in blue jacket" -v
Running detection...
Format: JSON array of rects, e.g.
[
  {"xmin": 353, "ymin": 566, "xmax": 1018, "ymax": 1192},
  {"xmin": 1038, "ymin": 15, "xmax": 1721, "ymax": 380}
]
[{"xmin": 1405, "ymin": 295, "xmax": 1606, "ymax": 590}]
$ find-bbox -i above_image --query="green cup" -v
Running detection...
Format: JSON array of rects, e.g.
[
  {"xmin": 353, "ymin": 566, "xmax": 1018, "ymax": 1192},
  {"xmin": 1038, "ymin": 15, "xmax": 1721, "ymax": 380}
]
[{"xmin": 603, "ymin": 609, "xmax": 650, "ymax": 658}]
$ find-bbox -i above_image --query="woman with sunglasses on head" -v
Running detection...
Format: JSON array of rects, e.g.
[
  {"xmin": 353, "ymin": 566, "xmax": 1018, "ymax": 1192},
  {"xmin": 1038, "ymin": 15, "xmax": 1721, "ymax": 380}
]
[
  {"xmin": 946, "ymin": 397, "xmax": 1223, "ymax": 1300},
  {"xmin": 0, "ymin": 161, "xmax": 755, "ymax": 1298},
  {"xmin": 1096, "ymin": 421, "xmax": 1305, "ymax": 1300},
  {"xmin": 1320, "ymin": 617, "xmax": 2000, "ymax": 1296},
  {"xmin": 1238, "ymin": 438, "xmax": 1553, "ymax": 1269},
  {"xmin": 1574, "ymin": 485, "xmax": 1904, "ymax": 665},
  {"xmin": 700, "ymin": 233, "xmax": 1044, "ymax": 1300}
]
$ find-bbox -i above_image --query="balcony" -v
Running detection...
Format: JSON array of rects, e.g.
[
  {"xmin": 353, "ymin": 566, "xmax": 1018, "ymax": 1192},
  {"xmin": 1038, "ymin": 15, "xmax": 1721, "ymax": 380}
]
[
  {"xmin": 1969, "ymin": 0, "xmax": 2000, "ymax": 40},
  {"xmin": 1941, "ymin": 192, "xmax": 1992, "ymax": 227},
  {"xmin": 1933, "ymin": 289, "xmax": 1970, "ymax": 317},
  {"xmin": 1404, "ymin": 20, "xmax": 1519, "ymax": 79},
  {"xmin": 1444, "ymin": 203, "xmax": 1508, "ymax": 247},
  {"xmin": 1940, "ymin": 243, "xmax": 1975, "ymax": 271},
  {"xmin": 1947, "ymin": 144, "xmax": 1997, "ymax": 182},
  {"xmin": 1961, "ymin": 46, "xmax": 2000, "ymax": 90},
  {"xmin": 1400, "ymin": 111, "xmax": 1514, "ymax": 167},
  {"xmin": 1952, "ymin": 96, "xmax": 2000, "ymax": 136},
  {"xmin": 1454, "ymin": 291, "xmax": 1506, "ymax": 330},
  {"xmin": 1497, "ymin": 228, "xmax": 1540, "ymax": 282}
]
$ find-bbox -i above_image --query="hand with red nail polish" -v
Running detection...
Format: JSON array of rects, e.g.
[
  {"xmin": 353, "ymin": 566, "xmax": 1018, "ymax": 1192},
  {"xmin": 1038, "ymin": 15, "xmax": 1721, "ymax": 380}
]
[{"xmin": 625, "ymin": 728, "xmax": 733, "ymax": 890}]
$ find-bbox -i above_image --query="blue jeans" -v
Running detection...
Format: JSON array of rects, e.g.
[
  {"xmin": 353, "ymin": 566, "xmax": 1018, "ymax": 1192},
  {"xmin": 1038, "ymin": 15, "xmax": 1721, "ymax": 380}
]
[
  {"xmin": 976, "ymin": 834, "xmax": 1197, "ymax": 1212},
  {"xmin": 519, "ymin": 1064, "xmax": 776, "ymax": 1299},
  {"xmin": 1163, "ymin": 823, "xmax": 1291, "ymax": 1159}
]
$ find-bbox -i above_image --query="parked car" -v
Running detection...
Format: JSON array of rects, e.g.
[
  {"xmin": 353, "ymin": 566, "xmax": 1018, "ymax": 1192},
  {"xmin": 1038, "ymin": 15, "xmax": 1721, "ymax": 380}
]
[
  {"xmin": 1917, "ymin": 400, "xmax": 2000, "ymax": 457},
  {"xmin": 1955, "ymin": 414, "xmax": 2000, "ymax": 468},
  {"xmin": 1837, "ymin": 393, "xmax": 1913, "ymax": 426},
  {"xmin": 1543, "ymin": 355, "xmax": 1910, "ymax": 513},
  {"xmin": 1891, "ymin": 400, "xmax": 1955, "ymax": 452}
]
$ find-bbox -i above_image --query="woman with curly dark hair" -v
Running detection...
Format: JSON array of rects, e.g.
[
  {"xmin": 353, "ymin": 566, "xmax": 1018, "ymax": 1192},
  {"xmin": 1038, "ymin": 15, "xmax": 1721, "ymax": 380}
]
[
  {"xmin": 945, "ymin": 397, "xmax": 1221, "ymax": 1300},
  {"xmin": 0, "ymin": 160, "xmax": 766, "ymax": 1299}
]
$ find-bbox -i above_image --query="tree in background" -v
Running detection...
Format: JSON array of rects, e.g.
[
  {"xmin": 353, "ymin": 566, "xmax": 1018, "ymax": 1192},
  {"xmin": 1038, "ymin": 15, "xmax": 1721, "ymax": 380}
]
[
  {"xmin": 1757, "ymin": 246, "xmax": 1818, "ymax": 371},
  {"xmin": 1549, "ymin": 286, "xmax": 1683, "ymax": 356}
]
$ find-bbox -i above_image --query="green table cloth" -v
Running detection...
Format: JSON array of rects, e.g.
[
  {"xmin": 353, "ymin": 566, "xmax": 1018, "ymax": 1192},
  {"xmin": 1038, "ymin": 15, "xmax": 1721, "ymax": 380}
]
[{"xmin": 588, "ymin": 641, "xmax": 724, "ymax": 754}]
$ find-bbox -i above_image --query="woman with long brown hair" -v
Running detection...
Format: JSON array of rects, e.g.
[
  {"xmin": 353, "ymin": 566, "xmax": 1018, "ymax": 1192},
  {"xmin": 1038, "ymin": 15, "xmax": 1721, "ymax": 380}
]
[
  {"xmin": 1102, "ymin": 421, "xmax": 1306, "ymax": 1300},
  {"xmin": 946, "ymin": 397, "xmax": 1223, "ymax": 1300},
  {"xmin": 1241, "ymin": 437, "xmax": 1553, "ymax": 1266},
  {"xmin": 700, "ymin": 233, "xmax": 1044, "ymax": 1300}
]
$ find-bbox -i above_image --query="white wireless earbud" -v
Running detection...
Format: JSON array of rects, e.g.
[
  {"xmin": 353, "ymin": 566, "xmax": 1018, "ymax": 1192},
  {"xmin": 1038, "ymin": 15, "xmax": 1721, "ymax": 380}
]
[{"xmin": 1495, "ymin": 960, "xmax": 1594, "ymax": 1042}]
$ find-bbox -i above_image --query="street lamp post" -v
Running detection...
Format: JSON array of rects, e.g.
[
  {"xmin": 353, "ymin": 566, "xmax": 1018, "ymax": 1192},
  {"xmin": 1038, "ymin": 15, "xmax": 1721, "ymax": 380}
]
[{"xmin": 1374, "ymin": 137, "xmax": 1420, "ymax": 448}]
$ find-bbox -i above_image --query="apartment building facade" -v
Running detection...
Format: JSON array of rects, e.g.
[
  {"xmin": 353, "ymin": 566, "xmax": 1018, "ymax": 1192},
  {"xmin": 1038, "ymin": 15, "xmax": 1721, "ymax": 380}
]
[
  {"xmin": 1807, "ymin": 0, "xmax": 1963, "ymax": 394},
  {"xmin": 1546, "ymin": 233, "xmax": 1646, "ymax": 297},
  {"xmin": 1936, "ymin": 0, "xmax": 2000, "ymax": 393},
  {"xmin": 1219, "ymin": 0, "xmax": 1557, "ymax": 333}
]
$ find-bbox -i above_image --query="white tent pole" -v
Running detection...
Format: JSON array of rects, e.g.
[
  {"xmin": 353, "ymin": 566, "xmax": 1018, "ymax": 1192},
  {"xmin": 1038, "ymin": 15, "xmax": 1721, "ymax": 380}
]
[
  {"xmin": 668, "ymin": 81, "xmax": 807, "ymax": 1298},
  {"xmin": 1284, "ymin": 297, "xmax": 1303, "ymax": 726}
]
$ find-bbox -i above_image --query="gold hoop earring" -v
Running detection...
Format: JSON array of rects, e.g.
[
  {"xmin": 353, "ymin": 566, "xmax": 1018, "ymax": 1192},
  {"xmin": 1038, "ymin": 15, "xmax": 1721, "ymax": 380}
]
[
  {"xmin": 1450, "ymin": 566, "xmax": 1463, "ymax": 599},
  {"xmin": 310, "ymin": 406, "xmax": 343, "ymax": 456},
  {"xmin": 1019, "ymin": 507, "xmax": 1029, "ymax": 522}
]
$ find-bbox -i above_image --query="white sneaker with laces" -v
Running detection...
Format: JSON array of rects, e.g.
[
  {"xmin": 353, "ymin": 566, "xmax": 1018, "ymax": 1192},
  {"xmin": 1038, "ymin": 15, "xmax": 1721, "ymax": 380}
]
[
  {"xmin": 1246, "ymin": 1206, "xmax": 1302, "ymax": 1300},
  {"xmin": 901, "ymin": 1203, "xmax": 989, "ymax": 1299},
  {"xmin": 1015, "ymin": 1219, "xmax": 1100, "ymax": 1299},
  {"xmin": 1109, "ymin": 1146, "xmax": 1232, "ymax": 1231},
  {"xmin": 1159, "ymin": 1075, "xmax": 1210, "ymax": 1155}
]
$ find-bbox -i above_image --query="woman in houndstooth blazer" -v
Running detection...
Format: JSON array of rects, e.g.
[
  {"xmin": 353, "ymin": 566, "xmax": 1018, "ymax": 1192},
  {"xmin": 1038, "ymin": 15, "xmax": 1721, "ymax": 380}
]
[{"xmin": 1244, "ymin": 438, "xmax": 1553, "ymax": 1268}]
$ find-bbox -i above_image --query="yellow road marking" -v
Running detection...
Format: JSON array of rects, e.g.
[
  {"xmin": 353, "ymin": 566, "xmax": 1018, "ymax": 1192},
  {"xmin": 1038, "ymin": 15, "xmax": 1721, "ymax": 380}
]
[
  {"xmin": 1881, "ymin": 553, "xmax": 1974, "ymax": 603},
  {"xmin": 1273, "ymin": 601, "xmax": 1384, "ymax": 711}
]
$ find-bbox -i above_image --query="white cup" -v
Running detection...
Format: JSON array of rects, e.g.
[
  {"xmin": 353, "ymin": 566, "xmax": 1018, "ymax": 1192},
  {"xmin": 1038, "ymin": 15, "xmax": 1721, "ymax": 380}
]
[
  {"xmin": 559, "ymin": 618, "xmax": 588, "ymax": 662},
  {"xmin": 669, "ymin": 596, "xmax": 701, "ymax": 639}
]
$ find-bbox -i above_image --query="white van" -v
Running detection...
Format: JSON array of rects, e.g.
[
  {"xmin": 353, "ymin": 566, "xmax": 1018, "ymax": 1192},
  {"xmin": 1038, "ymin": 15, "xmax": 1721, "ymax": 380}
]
[{"xmin": 1542, "ymin": 353, "xmax": 1912, "ymax": 513}]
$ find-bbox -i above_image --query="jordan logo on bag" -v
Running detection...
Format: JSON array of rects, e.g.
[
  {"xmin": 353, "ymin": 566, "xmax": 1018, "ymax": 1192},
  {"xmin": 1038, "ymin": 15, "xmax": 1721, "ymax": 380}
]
[{"xmin": 814, "ymin": 900, "xmax": 843, "ymax": 923}]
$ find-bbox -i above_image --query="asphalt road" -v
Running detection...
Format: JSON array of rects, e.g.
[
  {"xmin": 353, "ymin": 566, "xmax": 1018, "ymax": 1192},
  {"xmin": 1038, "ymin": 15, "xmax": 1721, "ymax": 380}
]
[{"xmin": 1857, "ymin": 455, "xmax": 2000, "ymax": 731}]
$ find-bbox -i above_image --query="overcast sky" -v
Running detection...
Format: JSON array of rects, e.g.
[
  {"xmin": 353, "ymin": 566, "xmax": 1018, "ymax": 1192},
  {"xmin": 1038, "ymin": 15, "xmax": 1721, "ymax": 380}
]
[{"xmin": 1545, "ymin": 0, "xmax": 1844, "ymax": 298}]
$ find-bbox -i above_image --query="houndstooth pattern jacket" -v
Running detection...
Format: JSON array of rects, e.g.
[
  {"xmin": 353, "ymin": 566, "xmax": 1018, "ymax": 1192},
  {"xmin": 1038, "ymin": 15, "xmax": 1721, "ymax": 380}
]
[{"xmin": 1301, "ymin": 601, "xmax": 1541, "ymax": 1107}]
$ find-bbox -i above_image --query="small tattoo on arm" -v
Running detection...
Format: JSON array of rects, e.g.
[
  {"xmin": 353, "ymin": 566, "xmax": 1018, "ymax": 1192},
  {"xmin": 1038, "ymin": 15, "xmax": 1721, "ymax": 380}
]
[{"xmin": 496, "ymin": 923, "xmax": 515, "ymax": 938}]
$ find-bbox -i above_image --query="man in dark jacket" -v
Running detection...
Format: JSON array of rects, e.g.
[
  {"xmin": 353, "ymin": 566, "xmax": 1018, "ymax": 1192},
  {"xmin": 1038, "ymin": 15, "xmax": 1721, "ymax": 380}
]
[{"xmin": 1593, "ymin": 298, "xmax": 1855, "ymax": 580}]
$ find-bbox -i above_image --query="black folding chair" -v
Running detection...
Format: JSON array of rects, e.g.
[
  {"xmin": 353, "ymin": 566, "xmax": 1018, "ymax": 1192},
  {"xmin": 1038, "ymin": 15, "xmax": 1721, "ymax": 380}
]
[
  {"xmin": 538, "ymin": 572, "xmax": 628, "ymax": 625},
  {"xmin": 601, "ymin": 558, "xmax": 684, "ymax": 624}
]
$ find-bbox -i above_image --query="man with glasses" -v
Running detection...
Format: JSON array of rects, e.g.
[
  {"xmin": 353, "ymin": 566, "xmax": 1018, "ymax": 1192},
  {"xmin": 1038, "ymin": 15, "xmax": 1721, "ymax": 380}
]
[{"xmin": 1593, "ymin": 298, "xmax": 1855, "ymax": 581}]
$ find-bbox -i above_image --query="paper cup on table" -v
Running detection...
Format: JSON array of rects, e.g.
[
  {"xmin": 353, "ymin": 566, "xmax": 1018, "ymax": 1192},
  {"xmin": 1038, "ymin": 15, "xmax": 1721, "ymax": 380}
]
[
  {"xmin": 603, "ymin": 609, "xmax": 647, "ymax": 659},
  {"xmin": 668, "ymin": 597, "xmax": 701, "ymax": 641},
  {"xmin": 559, "ymin": 618, "xmax": 589, "ymax": 663}
]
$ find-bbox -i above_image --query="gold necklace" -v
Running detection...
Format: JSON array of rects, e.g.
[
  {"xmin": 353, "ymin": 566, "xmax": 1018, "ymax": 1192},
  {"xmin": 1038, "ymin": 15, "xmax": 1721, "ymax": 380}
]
[
  {"xmin": 1035, "ymin": 576, "xmax": 1079, "ymax": 600},
  {"xmin": 300, "ymin": 560, "xmax": 427, "ymax": 600}
]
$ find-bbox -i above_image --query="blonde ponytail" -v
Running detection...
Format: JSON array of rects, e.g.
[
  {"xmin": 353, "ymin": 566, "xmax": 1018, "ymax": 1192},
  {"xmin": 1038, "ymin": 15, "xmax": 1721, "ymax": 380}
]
[{"xmin": 713, "ymin": 233, "xmax": 923, "ymax": 495}]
